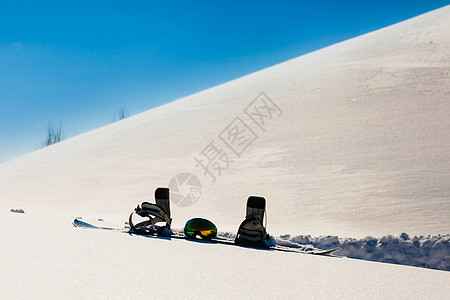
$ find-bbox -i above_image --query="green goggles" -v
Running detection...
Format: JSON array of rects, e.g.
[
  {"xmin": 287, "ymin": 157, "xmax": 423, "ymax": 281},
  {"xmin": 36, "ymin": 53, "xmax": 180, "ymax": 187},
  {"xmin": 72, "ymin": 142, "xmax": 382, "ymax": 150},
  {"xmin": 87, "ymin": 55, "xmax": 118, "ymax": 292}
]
[{"xmin": 184, "ymin": 218, "xmax": 217, "ymax": 240}]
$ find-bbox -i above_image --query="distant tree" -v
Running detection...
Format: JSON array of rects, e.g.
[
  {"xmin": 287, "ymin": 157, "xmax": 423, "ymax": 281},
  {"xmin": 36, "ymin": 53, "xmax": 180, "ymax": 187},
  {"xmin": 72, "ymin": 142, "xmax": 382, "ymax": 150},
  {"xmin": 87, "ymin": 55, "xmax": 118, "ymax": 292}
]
[
  {"xmin": 115, "ymin": 107, "xmax": 129, "ymax": 121},
  {"xmin": 41, "ymin": 121, "xmax": 64, "ymax": 148}
]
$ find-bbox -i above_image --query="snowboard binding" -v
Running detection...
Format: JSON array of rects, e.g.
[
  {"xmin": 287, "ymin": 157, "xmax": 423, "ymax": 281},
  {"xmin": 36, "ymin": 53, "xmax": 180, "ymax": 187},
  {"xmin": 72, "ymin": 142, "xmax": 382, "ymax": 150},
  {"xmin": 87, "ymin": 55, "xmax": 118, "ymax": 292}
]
[
  {"xmin": 235, "ymin": 196, "xmax": 270, "ymax": 248},
  {"xmin": 129, "ymin": 187, "xmax": 172, "ymax": 235}
]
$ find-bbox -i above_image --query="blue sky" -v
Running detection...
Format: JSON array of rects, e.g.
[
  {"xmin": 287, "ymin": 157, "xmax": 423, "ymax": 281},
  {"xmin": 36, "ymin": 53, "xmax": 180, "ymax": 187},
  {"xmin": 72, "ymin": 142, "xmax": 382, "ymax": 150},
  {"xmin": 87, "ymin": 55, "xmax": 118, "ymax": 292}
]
[{"xmin": 1, "ymin": 0, "xmax": 449, "ymax": 163}]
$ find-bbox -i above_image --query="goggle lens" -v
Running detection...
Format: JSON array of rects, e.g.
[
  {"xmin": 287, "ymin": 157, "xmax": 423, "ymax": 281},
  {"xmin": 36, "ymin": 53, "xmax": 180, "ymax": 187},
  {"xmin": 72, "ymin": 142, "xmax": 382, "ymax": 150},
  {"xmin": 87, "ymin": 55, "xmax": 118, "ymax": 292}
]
[{"xmin": 184, "ymin": 218, "xmax": 217, "ymax": 240}]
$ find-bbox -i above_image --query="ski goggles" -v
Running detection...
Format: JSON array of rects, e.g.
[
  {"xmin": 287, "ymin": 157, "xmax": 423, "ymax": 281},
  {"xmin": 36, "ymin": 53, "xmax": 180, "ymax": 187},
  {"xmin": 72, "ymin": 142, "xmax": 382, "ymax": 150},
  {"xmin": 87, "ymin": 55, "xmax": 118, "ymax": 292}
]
[{"xmin": 184, "ymin": 218, "xmax": 217, "ymax": 240}]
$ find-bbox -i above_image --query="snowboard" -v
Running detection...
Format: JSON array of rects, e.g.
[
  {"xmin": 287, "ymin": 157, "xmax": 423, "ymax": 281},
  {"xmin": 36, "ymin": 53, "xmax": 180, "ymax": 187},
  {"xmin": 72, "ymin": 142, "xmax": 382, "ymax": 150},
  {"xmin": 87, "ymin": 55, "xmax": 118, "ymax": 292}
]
[{"xmin": 72, "ymin": 218, "xmax": 341, "ymax": 256}]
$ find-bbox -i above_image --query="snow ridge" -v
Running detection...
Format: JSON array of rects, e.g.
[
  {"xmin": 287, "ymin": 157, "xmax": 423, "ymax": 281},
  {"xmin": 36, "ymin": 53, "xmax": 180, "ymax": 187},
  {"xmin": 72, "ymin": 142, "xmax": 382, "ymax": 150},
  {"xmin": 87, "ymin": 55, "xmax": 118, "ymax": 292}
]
[
  {"xmin": 220, "ymin": 230, "xmax": 449, "ymax": 271},
  {"xmin": 277, "ymin": 233, "xmax": 450, "ymax": 271}
]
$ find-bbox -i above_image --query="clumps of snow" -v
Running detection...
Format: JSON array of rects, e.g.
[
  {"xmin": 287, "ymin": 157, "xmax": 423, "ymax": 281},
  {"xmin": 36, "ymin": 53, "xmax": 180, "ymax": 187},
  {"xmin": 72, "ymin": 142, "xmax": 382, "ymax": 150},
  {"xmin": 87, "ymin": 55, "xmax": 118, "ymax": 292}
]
[
  {"xmin": 217, "ymin": 232, "xmax": 236, "ymax": 240},
  {"xmin": 277, "ymin": 233, "xmax": 449, "ymax": 271},
  {"xmin": 265, "ymin": 236, "xmax": 277, "ymax": 248},
  {"xmin": 187, "ymin": 230, "xmax": 449, "ymax": 270},
  {"xmin": 217, "ymin": 232, "xmax": 334, "ymax": 252},
  {"xmin": 10, "ymin": 208, "xmax": 25, "ymax": 214}
]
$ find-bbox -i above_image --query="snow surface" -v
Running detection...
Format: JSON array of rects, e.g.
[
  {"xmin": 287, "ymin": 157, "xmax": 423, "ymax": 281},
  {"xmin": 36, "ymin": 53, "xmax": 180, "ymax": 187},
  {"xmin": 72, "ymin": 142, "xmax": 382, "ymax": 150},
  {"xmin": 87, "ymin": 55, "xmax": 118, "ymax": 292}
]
[
  {"xmin": 275, "ymin": 233, "xmax": 450, "ymax": 271},
  {"xmin": 1, "ymin": 212, "xmax": 449, "ymax": 299},
  {"xmin": 1, "ymin": 6, "xmax": 449, "ymax": 239},
  {"xmin": 1, "ymin": 5, "xmax": 450, "ymax": 299}
]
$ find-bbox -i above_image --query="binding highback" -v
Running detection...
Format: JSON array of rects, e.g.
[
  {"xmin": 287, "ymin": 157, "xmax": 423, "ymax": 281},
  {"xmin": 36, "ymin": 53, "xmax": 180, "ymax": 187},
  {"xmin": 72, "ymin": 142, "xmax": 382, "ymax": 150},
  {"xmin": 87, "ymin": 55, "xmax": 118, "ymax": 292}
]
[
  {"xmin": 155, "ymin": 187, "xmax": 170, "ymax": 221},
  {"xmin": 129, "ymin": 187, "xmax": 172, "ymax": 234},
  {"xmin": 246, "ymin": 196, "xmax": 266, "ymax": 223},
  {"xmin": 235, "ymin": 196, "xmax": 269, "ymax": 248}
]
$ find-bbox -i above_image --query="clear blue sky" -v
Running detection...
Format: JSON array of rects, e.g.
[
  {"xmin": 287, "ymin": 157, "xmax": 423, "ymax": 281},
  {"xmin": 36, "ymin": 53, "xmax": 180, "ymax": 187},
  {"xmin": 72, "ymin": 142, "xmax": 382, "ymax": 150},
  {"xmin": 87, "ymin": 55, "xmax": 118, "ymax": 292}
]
[{"xmin": 1, "ymin": 0, "xmax": 449, "ymax": 163}]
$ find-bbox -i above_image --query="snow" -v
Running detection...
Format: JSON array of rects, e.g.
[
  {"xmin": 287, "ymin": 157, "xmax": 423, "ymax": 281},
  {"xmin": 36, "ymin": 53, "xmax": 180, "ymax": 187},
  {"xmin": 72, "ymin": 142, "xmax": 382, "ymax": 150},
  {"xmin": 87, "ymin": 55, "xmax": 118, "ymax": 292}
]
[
  {"xmin": 1, "ymin": 5, "xmax": 450, "ymax": 299},
  {"xmin": 276, "ymin": 233, "xmax": 450, "ymax": 271},
  {"xmin": 1, "ymin": 213, "xmax": 449, "ymax": 299},
  {"xmin": 1, "ymin": 6, "xmax": 449, "ymax": 239}
]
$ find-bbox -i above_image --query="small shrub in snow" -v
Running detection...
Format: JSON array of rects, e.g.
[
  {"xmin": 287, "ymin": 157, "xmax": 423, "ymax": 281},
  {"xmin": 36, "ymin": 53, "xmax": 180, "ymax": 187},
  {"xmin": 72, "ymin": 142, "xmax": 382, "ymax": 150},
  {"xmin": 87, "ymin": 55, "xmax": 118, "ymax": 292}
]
[
  {"xmin": 10, "ymin": 208, "xmax": 25, "ymax": 214},
  {"xmin": 40, "ymin": 121, "xmax": 64, "ymax": 148}
]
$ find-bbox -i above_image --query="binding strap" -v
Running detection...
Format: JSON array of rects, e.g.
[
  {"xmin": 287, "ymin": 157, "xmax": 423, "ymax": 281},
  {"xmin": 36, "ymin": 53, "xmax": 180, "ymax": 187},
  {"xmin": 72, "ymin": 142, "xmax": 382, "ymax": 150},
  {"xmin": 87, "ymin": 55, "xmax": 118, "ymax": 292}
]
[
  {"xmin": 235, "ymin": 215, "xmax": 269, "ymax": 248},
  {"xmin": 129, "ymin": 202, "xmax": 171, "ymax": 233}
]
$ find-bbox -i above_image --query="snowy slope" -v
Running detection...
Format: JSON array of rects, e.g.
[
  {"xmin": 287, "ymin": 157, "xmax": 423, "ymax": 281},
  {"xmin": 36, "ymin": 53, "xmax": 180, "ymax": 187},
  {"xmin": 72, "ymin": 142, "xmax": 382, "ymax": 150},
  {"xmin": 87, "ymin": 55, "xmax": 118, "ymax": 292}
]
[
  {"xmin": 1, "ymin": 7, "xmax": 449, "ymax": 239},
  {"xmin": 1, "ymin": 5, "xmax": 450, "ymax": 299},
  {"xmin": 1, "ymin": 212, "xmax": 449, "ymax": 299}
]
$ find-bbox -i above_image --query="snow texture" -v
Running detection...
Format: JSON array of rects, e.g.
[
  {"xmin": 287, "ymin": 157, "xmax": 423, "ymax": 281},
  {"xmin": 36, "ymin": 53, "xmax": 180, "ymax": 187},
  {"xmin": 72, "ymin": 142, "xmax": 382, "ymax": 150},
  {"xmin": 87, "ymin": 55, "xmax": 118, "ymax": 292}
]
[
  {"xmin": 1, "ymin": 5, "xmax": 450, "ymax": 299},
  {"xmin": 1, "ymin": 5, "xmax": 449, "ymax": 239},
  {"xmin": 219, "ymin": 229, "xmax": 450, "ymax": 271},
  {"xmin": 276, "ymin": 233, "xmax": 450, "ymax": 271},
  {"xmin": 1, "ymin": 213, "xmax": 449, "ymax": 299}
]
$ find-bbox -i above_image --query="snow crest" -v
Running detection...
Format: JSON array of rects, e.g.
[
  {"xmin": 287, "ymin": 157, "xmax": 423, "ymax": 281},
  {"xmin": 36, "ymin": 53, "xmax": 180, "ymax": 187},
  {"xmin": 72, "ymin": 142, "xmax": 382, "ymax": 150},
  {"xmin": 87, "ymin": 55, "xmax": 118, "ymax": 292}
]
[{"xmin": 277, "ymin": 233, "xmax": 450, "ymax": 271}]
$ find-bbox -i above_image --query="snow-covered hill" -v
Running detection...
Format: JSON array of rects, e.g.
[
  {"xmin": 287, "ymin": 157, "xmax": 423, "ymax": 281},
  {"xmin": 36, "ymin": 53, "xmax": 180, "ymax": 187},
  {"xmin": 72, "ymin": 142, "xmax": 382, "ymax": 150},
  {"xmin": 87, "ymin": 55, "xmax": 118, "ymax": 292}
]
[
  {"xmin": 1, "ymin": 6, "xmax": 450, "ymax": 239},
  {"xmin": 0, "ymin": 5, "xmax": 449, "ymax": 299},
  {"xmin": 1, "ymin": 6, "xmax": 449, "ymax": 239}
]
